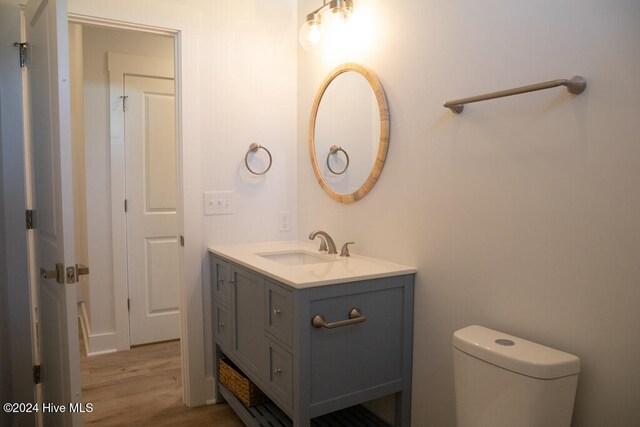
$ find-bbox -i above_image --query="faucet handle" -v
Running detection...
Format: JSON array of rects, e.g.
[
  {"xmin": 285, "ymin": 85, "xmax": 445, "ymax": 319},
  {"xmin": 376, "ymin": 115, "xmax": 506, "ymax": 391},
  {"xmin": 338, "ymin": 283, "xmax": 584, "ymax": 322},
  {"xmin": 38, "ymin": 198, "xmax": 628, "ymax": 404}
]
[{"xmin": 340, "ymin": 242, "xmax": 355, "ymax": 257}]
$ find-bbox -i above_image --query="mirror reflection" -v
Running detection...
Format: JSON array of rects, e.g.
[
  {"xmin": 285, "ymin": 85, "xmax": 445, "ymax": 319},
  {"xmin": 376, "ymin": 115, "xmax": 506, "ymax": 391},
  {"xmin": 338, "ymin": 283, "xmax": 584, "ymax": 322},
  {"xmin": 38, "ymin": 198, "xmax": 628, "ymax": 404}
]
[{"xmin": 310, "ymin": 64, "xmax": 389, "ymax": 203}]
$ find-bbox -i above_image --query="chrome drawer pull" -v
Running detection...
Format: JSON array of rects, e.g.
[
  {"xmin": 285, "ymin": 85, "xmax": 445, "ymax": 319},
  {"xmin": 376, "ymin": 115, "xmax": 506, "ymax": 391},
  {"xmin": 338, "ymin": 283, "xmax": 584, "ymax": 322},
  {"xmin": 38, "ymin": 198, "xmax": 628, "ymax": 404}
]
[
  {"xmin": 311, "ymin": 308, "xmax": 366, "ymax": 329},
  {"xmin": 273, "ymin": 308, "xmax": 282, "ymax": 316},
  {"xmin": 273, "ymin": 368, "xmax": 282, "ymax": 375}
]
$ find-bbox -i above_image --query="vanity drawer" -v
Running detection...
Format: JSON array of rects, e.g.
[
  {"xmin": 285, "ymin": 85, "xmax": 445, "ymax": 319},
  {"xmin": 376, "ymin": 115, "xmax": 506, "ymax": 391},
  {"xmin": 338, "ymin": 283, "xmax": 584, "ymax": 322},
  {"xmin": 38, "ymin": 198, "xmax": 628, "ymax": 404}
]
[
  {"xmin": 214, "ymin": 302, "xmax": 231, "ymax": 351},
  {"xmin": 211, "ymin": 256, "xmax": 231, "ymax": 305},
  {"xmin": 265, "ymin": 281, "xmax": 293, "ymax": 346},
  {"xmin": 309, "ymin": 285, "xmax": 405, "ymax": 407},
  {"xmin": 266, "ymin": 339, "xmax": 293, "ymax": 412}
]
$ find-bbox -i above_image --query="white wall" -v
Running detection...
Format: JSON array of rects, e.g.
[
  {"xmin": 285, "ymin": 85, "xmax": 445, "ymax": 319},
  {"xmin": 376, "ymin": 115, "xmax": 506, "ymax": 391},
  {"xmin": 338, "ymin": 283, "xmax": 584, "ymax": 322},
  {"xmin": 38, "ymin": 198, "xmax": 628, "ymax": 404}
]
[
  {"xmin": 68, "ymin": 0, "xmax": 212, "ymax": 405},
  {"xmin": 197, "ymin": 0, "xmax": 298, "ymax": 397},
  {"xmin": 67, "ymin": 0, "xmax": 298, "ymax": 405},
  {"xmin": 297, "ymin": 0, "xmax": 640, "ymax": 425},
  {"xmin": 79, "ymin": 25, "xmax": 173, "ymax": 345}
]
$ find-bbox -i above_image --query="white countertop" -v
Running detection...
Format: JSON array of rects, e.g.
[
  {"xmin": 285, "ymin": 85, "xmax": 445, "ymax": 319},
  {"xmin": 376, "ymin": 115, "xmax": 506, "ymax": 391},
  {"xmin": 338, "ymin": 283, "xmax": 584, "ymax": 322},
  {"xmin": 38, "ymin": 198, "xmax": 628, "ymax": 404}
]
[{"xmin": 208, "ymin": 241, "xmax": 416, "ymax": 289}]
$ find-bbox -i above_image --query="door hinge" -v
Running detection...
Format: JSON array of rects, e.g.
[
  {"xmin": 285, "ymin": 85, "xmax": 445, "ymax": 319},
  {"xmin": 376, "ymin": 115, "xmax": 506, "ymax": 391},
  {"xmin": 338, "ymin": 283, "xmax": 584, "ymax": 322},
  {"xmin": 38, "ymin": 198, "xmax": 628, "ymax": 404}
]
[
  {"xmin": 33, "ymin": 365, "xmax": 41, "ymax": 384},
  {"xmin": 26, "ymin": 209, "xmax": 35, "ymax": 229},
  {"xmin": 124, "ymin": 199, "xmax": 128, "ymax": 212},
  {"xmin": 120, "ymin": 95, "xmax": 128, "ymax": 112},
  {"xmin": 14, "ymin": 42, "xmax": 29, "ymax": 68},
  {"xmin": 127, "ymin": 298, "xmax": 130, "ymax": 311}
]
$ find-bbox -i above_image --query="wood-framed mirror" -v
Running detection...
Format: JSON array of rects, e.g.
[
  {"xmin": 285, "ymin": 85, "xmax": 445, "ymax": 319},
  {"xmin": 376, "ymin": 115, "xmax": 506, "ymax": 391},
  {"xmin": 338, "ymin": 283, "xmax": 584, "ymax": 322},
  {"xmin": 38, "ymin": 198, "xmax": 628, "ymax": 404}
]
[{"xmin": 309, "ymin": 63, "xmax": 390, "ymax": 203}]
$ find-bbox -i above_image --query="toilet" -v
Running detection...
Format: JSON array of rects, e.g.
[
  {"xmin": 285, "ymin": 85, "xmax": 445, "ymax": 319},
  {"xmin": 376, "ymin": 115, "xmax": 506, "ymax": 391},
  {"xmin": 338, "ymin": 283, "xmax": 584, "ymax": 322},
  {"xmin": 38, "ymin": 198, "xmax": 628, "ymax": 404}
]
[{"xmin": 453, "ymin": 325, "xmax": 580, "ymax": 427}]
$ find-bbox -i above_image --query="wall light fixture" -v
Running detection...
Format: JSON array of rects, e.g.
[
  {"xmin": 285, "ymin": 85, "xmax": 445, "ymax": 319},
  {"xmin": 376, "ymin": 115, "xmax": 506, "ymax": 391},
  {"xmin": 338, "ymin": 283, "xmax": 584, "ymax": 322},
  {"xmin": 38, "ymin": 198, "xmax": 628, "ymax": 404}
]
[{"xmin": 299, "ymin": 0, "xmax": 354, "ymax": 53}]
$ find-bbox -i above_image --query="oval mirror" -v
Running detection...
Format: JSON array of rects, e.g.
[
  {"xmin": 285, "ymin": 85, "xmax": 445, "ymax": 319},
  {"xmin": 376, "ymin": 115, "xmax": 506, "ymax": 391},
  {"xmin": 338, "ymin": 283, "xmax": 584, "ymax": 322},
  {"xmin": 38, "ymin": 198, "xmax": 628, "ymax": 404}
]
[{"xmin": 309, "ymin": 63, "xmax": 389, "ymax": 203}]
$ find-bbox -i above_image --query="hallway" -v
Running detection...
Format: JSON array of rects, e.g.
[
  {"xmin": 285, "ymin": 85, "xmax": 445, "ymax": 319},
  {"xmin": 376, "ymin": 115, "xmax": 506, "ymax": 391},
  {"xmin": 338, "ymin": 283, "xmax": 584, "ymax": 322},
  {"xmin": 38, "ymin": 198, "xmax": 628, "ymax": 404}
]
[{"xmin": 80, "ymin": 336, "xmax": 242, "ymax": 426}]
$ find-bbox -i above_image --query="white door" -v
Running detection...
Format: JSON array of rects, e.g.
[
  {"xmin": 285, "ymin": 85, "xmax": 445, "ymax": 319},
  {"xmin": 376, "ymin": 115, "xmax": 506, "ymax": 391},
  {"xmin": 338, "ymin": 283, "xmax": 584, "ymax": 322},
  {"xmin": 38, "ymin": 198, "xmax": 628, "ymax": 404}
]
[
  {"xmin": 26, "ymin": 0, "xmax": 82, "ymax": 425},
  {"xmin": 124, "ymin": 75, "xmax": 180, "ymax": 345}
]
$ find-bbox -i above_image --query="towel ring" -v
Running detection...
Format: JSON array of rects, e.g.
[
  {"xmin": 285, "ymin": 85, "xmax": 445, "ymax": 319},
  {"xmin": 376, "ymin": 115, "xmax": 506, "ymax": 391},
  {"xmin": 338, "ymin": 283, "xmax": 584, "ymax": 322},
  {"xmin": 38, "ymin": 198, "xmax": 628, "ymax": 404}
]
[
  {"xmin": 326, "ymin": 145, "xmax": 349, "ymax": 175},
  {"xmin": 245, "ymin": 143, "xmax": 272, "ymax": 175}
]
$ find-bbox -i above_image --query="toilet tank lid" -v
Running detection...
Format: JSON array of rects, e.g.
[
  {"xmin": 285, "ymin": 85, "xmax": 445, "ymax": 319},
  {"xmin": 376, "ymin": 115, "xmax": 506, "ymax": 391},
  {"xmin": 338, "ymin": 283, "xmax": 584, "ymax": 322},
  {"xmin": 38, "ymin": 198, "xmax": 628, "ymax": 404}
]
[{"xmin": 453, "ymin": 325, "xmax": 580, "ymax": 379}]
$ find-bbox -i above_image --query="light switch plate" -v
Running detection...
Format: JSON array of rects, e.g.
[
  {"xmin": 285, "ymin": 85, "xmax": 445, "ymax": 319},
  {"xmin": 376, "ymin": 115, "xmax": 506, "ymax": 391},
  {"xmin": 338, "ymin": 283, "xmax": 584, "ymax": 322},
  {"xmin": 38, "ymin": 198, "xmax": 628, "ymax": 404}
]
[{"xmin": 204, "ymin": 191, "xmax": 234, "ymax": 215}]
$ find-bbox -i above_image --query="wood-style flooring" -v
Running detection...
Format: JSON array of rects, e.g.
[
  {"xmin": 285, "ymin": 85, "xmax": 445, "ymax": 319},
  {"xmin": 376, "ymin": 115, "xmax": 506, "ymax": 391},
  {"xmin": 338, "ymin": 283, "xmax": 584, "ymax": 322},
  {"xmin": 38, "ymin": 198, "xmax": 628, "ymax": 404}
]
[{"xmin": 80, "ymin": 334, "xmax": 243, "ymax": 426}]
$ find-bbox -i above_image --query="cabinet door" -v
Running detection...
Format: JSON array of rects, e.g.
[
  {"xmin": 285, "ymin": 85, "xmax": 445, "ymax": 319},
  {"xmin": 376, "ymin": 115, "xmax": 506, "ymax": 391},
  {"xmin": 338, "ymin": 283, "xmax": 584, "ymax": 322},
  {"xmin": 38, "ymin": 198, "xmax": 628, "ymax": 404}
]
[
  {"xmin": 231, "ymin": 265, "xmax": 266, "ymax": 379},
  {"xmin": 214, "ymin": 302, "xmax": 231, "ymax": 352},
  {"xmin": 266, "ymin": 339, "xmax": 293, "ymax": 412},
  {"xmin": 265, "ymin": 281, "xmax": 292, "ymax": 347},
  {"xmin": 211, "ymin": 255, "xmax": 231, "ymax": 306}
]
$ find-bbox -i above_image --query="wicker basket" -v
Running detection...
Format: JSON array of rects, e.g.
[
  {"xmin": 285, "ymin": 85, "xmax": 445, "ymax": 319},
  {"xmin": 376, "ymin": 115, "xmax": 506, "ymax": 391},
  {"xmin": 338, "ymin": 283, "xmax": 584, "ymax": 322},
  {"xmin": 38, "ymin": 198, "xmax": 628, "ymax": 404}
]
[{"xmin": 219, "ymin": 358, "xmax": 268, "ymax": 407}]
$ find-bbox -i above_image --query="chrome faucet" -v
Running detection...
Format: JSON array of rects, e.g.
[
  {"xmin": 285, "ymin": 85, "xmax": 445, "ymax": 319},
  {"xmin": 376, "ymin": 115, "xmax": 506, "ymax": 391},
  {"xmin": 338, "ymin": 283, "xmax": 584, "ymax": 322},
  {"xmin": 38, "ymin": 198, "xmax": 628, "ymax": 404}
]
[{"xmin": 309, "ymin": 230, "xmax": 338, "ymax": 254}]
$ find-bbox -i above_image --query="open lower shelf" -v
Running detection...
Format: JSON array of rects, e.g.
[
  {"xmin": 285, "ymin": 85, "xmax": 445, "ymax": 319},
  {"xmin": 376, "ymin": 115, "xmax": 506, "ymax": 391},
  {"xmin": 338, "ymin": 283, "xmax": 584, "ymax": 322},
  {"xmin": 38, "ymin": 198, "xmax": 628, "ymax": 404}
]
[{"xmin": 218, "ymin": 383, "xmax": 390, "ymax": 427}]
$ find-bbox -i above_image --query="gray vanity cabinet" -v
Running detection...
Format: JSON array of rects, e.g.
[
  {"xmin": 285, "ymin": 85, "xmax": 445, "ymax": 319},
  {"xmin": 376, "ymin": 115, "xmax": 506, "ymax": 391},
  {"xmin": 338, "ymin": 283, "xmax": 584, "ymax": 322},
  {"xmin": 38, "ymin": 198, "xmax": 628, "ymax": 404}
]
[{"xmin": 211, "ymin": 253, "xmax": 414, "ymax": 427}]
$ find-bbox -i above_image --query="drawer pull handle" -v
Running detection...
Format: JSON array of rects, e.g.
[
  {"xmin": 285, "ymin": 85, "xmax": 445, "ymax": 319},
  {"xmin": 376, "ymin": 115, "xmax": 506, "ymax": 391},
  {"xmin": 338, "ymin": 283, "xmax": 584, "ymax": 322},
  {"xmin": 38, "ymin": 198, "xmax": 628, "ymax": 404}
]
[
  {"xmin": 311, "ymin": 308, "xmax": 366, "ymax": 329},
  {"xmin": 218, "ymin": 277, "xmax": 225, "ymax": 284},
  {"xmin": 273, "ymin": 308, "xmax": 282, "ymax": 316},
  {"xmin": 273, "ymin": 368, "xmax": 282, "ymax": 375},
  {"xmin": 219, "ymin": 322, "xmax": 225, "ymax": 328}
]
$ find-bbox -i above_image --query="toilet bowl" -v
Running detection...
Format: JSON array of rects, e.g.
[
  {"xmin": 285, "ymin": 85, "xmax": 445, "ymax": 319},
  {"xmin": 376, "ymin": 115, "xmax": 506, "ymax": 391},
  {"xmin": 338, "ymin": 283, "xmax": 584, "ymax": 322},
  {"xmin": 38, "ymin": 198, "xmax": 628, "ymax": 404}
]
[{"xmin": 453, "ymin": 325, "xmax": 580, "ymax": 427}]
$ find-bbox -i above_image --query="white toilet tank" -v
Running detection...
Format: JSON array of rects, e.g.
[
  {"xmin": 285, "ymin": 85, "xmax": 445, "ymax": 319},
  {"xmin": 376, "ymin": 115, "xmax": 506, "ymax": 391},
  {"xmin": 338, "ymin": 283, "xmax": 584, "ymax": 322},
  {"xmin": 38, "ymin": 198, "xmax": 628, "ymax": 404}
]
[{"xmin": 453, "ymin": 325, "xmax": 580, "ymax": 427}]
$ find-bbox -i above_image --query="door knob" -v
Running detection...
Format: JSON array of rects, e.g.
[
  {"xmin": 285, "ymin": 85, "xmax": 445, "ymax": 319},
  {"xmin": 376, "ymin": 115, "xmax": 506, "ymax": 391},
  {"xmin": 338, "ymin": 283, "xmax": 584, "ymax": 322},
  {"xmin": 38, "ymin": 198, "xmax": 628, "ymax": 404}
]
[{"xmin": 40, "ymin": 263, "xmax": 64, "ymax": 284}]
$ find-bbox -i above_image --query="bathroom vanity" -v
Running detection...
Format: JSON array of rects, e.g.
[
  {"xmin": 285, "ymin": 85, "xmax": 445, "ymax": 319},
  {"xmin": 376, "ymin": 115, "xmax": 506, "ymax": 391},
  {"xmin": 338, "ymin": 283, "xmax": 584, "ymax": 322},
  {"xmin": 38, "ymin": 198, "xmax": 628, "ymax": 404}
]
[{"xmin": 209, "ymin": 241, "xmax": 415, "ymax": 427}]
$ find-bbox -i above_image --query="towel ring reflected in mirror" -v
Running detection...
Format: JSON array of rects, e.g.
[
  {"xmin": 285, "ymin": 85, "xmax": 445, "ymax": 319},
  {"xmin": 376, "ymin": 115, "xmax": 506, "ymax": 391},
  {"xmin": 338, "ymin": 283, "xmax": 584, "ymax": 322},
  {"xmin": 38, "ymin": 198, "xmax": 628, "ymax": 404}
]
[
  {"xmin": 326, "ymin": 145, "xmax": 349, "ymax": 175},
  {"xmin": 245, "ymin": 143, "xmax": 272, "ymax": 175}
]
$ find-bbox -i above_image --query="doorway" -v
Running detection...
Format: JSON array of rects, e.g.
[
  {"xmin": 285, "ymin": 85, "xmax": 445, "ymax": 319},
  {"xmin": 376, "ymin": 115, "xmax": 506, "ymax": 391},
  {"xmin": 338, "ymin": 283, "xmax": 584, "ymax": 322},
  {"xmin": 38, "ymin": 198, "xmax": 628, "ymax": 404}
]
[{"xmin": 69, "ymin": 24, "xmax": 180, "ymax": 353}]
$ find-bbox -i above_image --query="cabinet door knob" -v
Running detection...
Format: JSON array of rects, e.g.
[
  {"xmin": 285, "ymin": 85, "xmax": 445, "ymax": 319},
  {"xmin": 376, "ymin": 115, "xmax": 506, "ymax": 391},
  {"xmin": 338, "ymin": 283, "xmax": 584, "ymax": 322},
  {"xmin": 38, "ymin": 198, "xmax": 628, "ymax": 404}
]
[
  {"xmin": 219, "ymin": 322, "xmax": 225, "ymax": 328},
  {"xmin": 273, "ymin": 308, "xmax": 281, "ymax": 316},
  {"xmin": 218, "ymin": 277, "xmax": 225, "ymax": 283},
  {"xmin": 273, "ymin": 368, "xmax": 282, "ymax": 375}
]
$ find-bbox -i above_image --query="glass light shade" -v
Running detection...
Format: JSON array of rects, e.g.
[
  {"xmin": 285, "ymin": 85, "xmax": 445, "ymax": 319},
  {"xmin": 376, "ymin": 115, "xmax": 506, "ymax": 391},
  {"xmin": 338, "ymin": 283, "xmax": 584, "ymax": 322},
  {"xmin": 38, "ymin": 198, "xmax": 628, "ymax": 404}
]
[
  {"xmin": 299, "ymin": 19, "xmax": 323, "ymax": 53},
  {"xmin": 330, "ymin": 7, "xmax": 352, "ymax": 24},
  {"xmin": 330, "ymin": 0, "xmax": 353, "ymax": 23}
]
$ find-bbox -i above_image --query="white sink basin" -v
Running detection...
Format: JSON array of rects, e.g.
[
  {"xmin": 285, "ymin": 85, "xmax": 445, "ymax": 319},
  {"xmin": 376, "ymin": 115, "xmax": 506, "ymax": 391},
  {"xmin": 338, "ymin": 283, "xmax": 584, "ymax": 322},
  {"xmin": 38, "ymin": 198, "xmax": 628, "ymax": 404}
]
[{"xmin": 257, "ymin": 250, "xmax": 337, "ymax": 266}]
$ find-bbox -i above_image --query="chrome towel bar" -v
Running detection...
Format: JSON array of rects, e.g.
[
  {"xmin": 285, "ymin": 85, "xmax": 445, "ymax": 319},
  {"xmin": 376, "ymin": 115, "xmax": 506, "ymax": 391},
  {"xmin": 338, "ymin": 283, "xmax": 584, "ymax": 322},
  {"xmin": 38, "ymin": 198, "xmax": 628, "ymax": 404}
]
[{"xmin": 443, "ymin": 75, "xmax": 586, "ymax": 114}]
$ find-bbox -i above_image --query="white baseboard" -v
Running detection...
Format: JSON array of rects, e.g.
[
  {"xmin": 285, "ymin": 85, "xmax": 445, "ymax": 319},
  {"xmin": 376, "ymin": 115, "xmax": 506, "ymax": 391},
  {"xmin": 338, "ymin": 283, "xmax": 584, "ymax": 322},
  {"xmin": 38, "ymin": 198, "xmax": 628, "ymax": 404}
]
[
  {"xmin": 78, "ymin": 302, "xmax": 117, "ymax": 356},
  {"xmin": 206, "ymin": 376, "xmax": 217, "ymax": 404}
]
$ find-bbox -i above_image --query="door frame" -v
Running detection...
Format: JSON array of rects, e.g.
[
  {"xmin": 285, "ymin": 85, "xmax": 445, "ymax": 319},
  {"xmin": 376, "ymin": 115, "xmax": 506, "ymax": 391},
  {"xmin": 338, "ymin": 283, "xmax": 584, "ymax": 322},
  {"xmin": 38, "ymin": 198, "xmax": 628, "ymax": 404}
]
[
  {"xmin": 107, "ymin": 52, "xmax": 176, "ymax": 350},
  {"xmin": 67, "ymin": 8, "xmax": 205, "ymax": 406}
]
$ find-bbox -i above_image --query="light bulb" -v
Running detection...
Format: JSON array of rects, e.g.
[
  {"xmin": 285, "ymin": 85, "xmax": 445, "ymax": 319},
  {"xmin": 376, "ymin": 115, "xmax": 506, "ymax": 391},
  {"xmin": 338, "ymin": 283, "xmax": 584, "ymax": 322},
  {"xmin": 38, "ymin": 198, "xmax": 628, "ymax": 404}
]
[
  {"xmin": 299, "ymin": 14, "xmax": 323, "ymax": 53},
  {"xmin": 330, "ymin": 0, "xmax": 353, "ymax": 24}
]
